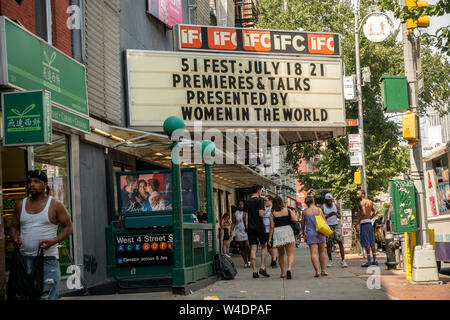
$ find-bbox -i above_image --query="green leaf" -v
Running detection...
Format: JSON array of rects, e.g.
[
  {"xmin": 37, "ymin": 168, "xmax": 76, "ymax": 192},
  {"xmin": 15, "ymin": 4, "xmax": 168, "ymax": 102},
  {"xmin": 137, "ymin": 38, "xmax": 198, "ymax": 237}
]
[{"xmin": 21, "ymin": 104, "xmax": 35, "ymax": 116}]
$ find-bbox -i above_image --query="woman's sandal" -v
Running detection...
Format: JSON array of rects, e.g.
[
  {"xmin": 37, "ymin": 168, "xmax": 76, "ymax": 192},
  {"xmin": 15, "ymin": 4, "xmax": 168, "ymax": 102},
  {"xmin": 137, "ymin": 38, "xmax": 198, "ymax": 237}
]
[
  {"xmin": 280, "ymin": 274, "xmax": 286, "ymax": 278},
  {"xmin": 321, "ymin": 271, "xmax": 328, "ymax": 276},
  {"xmin": 314, "ymin": 273, "xmax": 320, "ymax": 278}
]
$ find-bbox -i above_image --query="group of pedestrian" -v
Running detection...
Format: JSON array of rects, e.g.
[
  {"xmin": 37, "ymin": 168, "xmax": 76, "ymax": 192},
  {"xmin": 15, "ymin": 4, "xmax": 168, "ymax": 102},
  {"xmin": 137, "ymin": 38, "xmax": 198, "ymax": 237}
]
[{"xmin": 222, "ymin": 185, "xmax": 379, "ymax": 280}]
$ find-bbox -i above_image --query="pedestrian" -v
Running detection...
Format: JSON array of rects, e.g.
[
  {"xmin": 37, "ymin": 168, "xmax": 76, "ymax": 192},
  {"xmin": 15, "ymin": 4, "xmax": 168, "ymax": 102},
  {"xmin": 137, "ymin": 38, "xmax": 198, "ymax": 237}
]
[
  {"xmin": 323, "ymin": 193, "xmax": 348, "ymax": 268},
  {"xmin": 245, "ymin": 185, "xmax": 270, "ymax": 278},
  {"xmin": 356, "ymin": 190, "xmax": 379, "ymax": 267},
  {"xmin": 263, "ymin": 195, "xmax": 278, "ymax": 268},
  {"xmin": 269, "ymin": 196, "xmax": 297, "ymax": 279},
  {"xmin": 231, "ymin": 200, "xmax": 250, "ymax": 268},
  {"xmin": 220, "ymin": 213, "xmax": 231, "ymax": 257},
  {"xmin": 301, "ymin": 196, "xmax": 328, "ymax": 277},
  {"xmin": 9, "ymin": 170, "xmax": 73, "ymax": 300}
]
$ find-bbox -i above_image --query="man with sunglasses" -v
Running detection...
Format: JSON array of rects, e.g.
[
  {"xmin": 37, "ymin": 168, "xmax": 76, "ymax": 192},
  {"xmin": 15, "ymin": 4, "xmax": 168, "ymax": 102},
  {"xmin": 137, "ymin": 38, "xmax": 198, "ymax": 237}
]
[{"xmin": 10, "ymin": 170, "xmax": 73, "ymax": 300}]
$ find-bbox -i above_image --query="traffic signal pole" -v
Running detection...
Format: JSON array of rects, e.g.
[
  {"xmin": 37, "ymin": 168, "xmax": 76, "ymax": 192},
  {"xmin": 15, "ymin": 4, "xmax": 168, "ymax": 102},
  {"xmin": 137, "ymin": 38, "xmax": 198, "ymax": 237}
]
[
  {"xmin": 354, "ymin": 0, "xmax": 368, "ymax": 196},
  {"xmin": 401, "ymin": 0, "xmax": 440, "ymax": 284}
]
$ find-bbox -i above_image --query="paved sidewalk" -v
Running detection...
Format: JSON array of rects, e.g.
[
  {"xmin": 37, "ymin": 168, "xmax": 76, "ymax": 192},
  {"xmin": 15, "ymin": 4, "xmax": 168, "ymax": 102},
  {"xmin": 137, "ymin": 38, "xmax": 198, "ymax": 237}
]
[
  {"xmin": 62, "ymin": 243, "xmax": 449, "ymax": 300},
  {"xmin": 63, "ymin": 243, "xmax": 387, "ymax": 300}
]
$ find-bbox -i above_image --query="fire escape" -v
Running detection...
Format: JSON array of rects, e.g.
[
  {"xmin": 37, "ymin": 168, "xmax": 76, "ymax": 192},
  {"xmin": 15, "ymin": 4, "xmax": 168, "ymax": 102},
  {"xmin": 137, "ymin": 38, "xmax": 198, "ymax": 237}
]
[{"xmin": 234, "ymin": 0, "xmax": 260, "ymax": 28}]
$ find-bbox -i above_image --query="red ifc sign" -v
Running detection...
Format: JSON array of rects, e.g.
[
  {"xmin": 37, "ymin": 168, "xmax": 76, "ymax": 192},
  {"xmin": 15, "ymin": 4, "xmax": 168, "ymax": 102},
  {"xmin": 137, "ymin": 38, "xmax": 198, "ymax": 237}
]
[
  {"xmin": 308, "ymin": 34, "xmax": 335, "ymax": 54},
  {"xmin": 208, "ymin": 27, "xmax": 237, "ymax": 50},
  {"xmin": 242, "ymin": 30, "xmax": 271, "ymax": 51},
  {"xmin": 180, "ymin": 25, "xmax": 202, "ymax": 48}
]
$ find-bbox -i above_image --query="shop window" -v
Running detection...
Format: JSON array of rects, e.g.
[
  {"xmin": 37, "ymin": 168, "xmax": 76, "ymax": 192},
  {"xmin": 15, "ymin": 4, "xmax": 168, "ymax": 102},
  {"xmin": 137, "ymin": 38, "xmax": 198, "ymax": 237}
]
[
  {"xmin": 34, "ymin": 132, "xmax": 73, "ymax": 276},
  {"xmin": 2, "ymin": 147, "xmax": 27, "ymax": 273}
]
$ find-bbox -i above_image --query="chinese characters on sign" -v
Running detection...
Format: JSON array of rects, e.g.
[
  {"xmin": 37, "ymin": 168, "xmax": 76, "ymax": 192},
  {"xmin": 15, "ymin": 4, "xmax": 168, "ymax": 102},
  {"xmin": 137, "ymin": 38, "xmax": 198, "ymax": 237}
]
[{"xmin": 2, "ymin": 90, "xmax": 52, "ymax": 146}]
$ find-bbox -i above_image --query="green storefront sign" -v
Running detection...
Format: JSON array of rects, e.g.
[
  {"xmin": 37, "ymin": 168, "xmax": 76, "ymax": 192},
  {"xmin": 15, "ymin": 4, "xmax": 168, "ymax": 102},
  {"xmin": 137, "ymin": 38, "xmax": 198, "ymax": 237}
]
[
  {"xmin": 390, "ymin": 179, "xmax": 418, "ymax": 232},
  {"xmin": 0, "ymin": 16, "xmax": 89, "ymax": 133},
  {"xmin": 2, "ymin": 90, "xmax": 52, "ymax": 146}
]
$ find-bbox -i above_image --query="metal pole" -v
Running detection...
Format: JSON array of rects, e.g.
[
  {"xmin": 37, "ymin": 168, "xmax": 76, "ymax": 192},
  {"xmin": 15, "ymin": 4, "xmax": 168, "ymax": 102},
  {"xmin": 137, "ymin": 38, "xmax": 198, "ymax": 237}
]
[
  {"xmin": 205, "ymin": 164, "xmax": 217, "ymax": 255},
  {"xmin": 401, "ymin": 0, "xmax": 439, "ymax": 284},
  {"xmin": 402, "ymin": 25, "xmax": 429, "ymax": 246},
  {"xmin": 171, "ymin": 142, "xmax": 185, "ymax": 287},
  {"xmin": 355, "ymin": 0, "xmax": 368, "ymax": 195}
]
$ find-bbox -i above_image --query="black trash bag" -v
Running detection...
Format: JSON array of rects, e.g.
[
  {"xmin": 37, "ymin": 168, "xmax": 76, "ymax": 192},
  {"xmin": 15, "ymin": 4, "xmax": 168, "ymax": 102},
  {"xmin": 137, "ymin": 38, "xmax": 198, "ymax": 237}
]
[
  {"xmin": 213, "ymin": 253, "xmax": 237, "ymax": 280},
  {"xmin": 7, "ymin": 247, "xmax": 44, "ymax": 300}
]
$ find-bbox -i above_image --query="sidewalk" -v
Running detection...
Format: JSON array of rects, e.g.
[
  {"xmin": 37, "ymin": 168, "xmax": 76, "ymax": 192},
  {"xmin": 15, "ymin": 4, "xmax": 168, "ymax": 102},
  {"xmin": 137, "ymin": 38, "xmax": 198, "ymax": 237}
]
[{"xmin": 62, "ymin": 243, "xmax": 449, "ymax": 300}]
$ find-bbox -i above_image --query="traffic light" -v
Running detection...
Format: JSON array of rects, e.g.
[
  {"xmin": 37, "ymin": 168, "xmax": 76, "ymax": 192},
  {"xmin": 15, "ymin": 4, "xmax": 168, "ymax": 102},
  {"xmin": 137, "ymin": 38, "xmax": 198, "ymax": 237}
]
[
  {"xmin": 354, "ymin": 169, "xmax": 361, "ymax": 186},
  {"xmin": 405, "ymin": 0, "xmax": 430, "ymax": 31}
]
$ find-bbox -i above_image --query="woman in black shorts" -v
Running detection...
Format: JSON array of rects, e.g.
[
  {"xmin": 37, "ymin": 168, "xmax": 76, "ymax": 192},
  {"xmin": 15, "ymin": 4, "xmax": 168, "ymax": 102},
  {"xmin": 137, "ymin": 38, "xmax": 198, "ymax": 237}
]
[{"xmin": 220, "ymin": 212, "xmax": 232, "ymax": 256}]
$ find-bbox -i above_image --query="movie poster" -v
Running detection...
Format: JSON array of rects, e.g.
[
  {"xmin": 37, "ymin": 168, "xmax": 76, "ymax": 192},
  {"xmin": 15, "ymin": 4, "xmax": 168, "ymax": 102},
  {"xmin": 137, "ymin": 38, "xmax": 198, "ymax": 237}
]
[{"xmin": 118, "ymin": 170, "xmax": 195, "ymax": 214}]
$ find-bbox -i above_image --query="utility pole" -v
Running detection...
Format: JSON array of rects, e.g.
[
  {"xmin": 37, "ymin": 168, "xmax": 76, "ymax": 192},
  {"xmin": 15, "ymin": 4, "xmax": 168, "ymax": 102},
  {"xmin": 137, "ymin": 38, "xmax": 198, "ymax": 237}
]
[
  {"xmin": 401, "ymin": 0, "xmax": 440, "ymax": 284},
  {"xmin": 355, "ymin": 0, "xmax": 368, "ymax": 195}
]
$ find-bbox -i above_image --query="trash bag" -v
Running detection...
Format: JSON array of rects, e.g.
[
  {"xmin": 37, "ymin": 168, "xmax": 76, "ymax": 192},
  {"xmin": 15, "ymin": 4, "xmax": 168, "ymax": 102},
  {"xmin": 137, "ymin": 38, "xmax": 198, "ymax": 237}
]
[
  {"xmin": 7, "ymin": 247, "xmax": 44, "ymax": 300},
  {"xmin": 213, "ymin": 253, "xmax": 237, "ymax": 280}
]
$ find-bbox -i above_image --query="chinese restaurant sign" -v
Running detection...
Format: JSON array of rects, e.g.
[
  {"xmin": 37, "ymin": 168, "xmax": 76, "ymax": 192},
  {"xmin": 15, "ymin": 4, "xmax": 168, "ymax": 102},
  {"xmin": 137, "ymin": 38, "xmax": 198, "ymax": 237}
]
[
  {"xmin": 2, "ymin": 90, "xmax": 52, "ymax": 146},
  {"xmin": 0, "ymin": 17, "xmax": 89, "ymax": 133},
  {"xmin": 174, "ymin": 25, "xmax": 341, "ymax": 57}
]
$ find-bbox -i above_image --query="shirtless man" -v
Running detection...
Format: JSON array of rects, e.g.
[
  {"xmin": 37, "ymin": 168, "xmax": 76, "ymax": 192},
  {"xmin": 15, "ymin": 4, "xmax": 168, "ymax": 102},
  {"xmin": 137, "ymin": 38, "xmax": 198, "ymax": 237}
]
[{"xmin": 356, "ymin": 190, "xmax": 378, "ymax": 267}]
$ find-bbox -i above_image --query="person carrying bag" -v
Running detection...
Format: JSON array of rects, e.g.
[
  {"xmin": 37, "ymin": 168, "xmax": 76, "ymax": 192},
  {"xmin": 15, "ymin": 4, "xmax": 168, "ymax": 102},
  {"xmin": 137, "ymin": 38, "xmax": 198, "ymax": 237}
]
[
  {"xmin": 315, "ymin": 213, "xmax": 333, "ymax": 237},
  {"xmin": 7, "ymin": 247, "xmax": 44, "ymax": 300}
]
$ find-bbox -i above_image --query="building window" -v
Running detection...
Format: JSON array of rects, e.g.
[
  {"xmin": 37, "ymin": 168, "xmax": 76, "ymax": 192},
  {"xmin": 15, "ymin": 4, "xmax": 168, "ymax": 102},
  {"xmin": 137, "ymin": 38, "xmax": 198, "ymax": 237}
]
[
  {"xmin": 35, "ymin": 0, "xmax": 52, "ymax": 44},
  {"xmin": 188, "ymin": 0, "xmax": 197, "ymax": 24}
]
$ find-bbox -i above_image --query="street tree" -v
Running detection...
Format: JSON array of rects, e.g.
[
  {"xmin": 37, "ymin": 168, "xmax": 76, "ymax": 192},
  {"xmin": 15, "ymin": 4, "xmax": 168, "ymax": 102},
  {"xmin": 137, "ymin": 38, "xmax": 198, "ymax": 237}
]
[{"xmin": 258, "ymin": 0, "xmax": 414, "ymax": 206}]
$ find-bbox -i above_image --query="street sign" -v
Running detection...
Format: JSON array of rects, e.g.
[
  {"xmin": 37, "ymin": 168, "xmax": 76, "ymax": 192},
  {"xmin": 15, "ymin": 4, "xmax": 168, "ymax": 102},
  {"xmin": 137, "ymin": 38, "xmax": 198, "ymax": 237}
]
[
  {"xmin": 348, "ymin": 133, "xmax": 361, "ymax": 144},
  {"xmin": 346, "ymin": 119, "xmax": 358, "ymax": 127},
  {"xmin": 350, "ymin": 151, "xmax": 363, "ymax": 166},
  {"xmin": 344, "ymin": 76, "xmax": 356, "ymax": 101},
  {"xmin": 114, "ymin": 233, "xmax": 174, "ymax": 267},
  {"xmin": 363, "ymin": 14, "xmax": 392, "ymax": 43},
  {"xmin": 2, "ymin": 90, "xmax": 52, "ymax": 147},
  {"xmin": 349, "ymin": 143, "xmax": 361, "ymax": 152}
]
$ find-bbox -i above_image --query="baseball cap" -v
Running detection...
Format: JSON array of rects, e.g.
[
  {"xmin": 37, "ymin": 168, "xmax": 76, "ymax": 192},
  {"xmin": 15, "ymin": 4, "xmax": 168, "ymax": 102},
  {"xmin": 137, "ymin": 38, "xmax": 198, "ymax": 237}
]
[
  {"xmin": 325, "ymin": 193, "xmax": 333, "ymax": 200},
  {"xmin": 27, "ymin": 170, "xmax": 48, "ymax": 183}
]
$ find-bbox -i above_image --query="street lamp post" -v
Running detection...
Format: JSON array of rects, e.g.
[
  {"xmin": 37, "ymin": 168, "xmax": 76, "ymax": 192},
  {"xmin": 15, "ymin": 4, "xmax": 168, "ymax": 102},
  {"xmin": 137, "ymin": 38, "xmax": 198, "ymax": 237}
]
[
  {"xmin": 163, "ymin": 116, "xmax": 187, "ymax": 287},
  {"xmin": 200, "ymin": 141, "xmax": 217, "ymax": 256},
  {"xmin": 354, "ymin": 0, "xmax": 368, "ymax": 196}
]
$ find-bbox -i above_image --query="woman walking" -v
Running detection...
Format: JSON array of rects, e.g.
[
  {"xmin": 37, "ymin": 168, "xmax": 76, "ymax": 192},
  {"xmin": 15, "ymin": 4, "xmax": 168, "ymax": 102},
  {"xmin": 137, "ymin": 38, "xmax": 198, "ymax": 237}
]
[
  {"xmin": 302, "ymin": 196, "xmax": 328, "ymax": 277},
  {"xmin": 269, "ymin": 196, "xmax": 297, "ymax": 279},
  {"xmin": 263, "ymin": 195, "xmax": 278, "ymax": 268},
  {"xmin": 231, "ymin": 200, "xmax": 251, "ymax": 267},
  {"xmin": 220, "ymin": 212, "xmax": 231, "ymax": 256}
]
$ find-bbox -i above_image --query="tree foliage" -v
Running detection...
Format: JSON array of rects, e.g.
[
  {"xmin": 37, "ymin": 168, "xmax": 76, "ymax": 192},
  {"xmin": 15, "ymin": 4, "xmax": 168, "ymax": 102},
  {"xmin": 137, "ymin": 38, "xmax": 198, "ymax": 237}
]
[
  {"xmin": 377, "ymin": 0, "xmax": 450, "ymax": 56},
  {"xmin": 258, "ymin": 0, "xmax": 412, "ymax": 205}
]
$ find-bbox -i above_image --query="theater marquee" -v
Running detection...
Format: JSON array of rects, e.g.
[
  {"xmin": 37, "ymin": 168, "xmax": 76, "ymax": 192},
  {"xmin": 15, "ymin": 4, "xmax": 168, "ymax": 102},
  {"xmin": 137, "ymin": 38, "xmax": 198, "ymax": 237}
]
[{"xmin": 126, "ymin": 50, "xmax": 345, "ymax": 130}]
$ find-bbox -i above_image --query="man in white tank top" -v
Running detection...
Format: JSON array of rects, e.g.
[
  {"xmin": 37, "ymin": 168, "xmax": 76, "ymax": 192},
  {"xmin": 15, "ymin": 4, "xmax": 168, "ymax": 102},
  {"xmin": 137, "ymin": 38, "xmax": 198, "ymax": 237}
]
[
  {"xmin": 10, "ymin": 170, "xmax": 73, "ymax": 300},
  {"xmin": 323, "ymin": 193, "xmax": 347, "ymax": 268}
]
